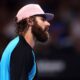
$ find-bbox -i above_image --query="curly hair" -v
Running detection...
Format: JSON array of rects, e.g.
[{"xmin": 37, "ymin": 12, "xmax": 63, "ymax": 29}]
[{"xmin": 15, "ymin": 17, "xmax": 28, "ymax": 34}]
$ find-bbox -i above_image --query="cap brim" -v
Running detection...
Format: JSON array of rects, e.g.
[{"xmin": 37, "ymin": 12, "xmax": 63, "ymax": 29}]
[
  {"xmin": 33, "ymin": 13, "xmax": 54, "ymax": 21},
  {"xmin": 45, "ymin": 13, "xmax": 54, "ymax": 21}
]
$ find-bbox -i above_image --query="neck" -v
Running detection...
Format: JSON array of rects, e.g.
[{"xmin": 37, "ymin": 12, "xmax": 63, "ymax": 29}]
[{"xmin": 22, "ymin": 27, "xmax": 36, "ymax": 48}]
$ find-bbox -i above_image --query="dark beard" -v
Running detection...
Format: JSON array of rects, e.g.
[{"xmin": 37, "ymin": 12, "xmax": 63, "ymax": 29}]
[{"xmin": 32, "ymin": 22, "xmax": 49, "ymax": 43}]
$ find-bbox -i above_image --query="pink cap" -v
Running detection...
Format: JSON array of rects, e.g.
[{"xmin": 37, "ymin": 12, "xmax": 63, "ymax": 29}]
[{"xmin": 16, "ymin": 4, "xmax": 54, "ymax": 22}]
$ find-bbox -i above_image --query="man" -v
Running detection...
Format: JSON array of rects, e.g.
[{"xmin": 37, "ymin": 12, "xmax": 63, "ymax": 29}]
[{"xmin": 0, "ymin": 4, "xmax": 54, "ymax": 80}]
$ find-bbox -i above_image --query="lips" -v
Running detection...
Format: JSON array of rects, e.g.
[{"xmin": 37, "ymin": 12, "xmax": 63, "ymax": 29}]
[{"xmin": 44, "ymin": 27, "xmax": 49, "ymax": 32}]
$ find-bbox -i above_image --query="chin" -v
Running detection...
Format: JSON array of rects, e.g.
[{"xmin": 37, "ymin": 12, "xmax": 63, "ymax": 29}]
[{"xmin": 38, "ymin": 32, "xmax": 49, "ymax": 43}]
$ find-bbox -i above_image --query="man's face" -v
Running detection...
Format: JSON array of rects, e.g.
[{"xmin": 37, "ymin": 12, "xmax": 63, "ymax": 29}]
[{"xmin": 32, "ymin": 16, "xmax": 50, "ymax": 42}]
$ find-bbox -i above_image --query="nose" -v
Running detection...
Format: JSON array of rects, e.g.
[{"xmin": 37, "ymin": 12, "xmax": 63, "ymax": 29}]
[{"xmin": 45, "ymin": 21, "xmax": 50, "ymax": 27}]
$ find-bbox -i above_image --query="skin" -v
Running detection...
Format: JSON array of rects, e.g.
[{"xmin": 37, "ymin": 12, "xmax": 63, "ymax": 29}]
[{"xmin": 22, "ymin": 16, "xmax": 50, "ymax": 48}]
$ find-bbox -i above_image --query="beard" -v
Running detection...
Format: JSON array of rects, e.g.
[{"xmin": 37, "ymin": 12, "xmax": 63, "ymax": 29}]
[{"xmin": 32, "ymin": 22, "xmax": 49, "ymax": 43}]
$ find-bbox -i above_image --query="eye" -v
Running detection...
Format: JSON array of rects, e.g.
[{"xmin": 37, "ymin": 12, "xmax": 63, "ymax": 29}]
[{"xmin": 41, "ymin": 17, "xmax": 46, "ymax": 21}]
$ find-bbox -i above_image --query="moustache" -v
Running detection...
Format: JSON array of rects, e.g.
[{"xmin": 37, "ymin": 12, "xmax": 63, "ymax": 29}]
[{"xmin": 44, "ymin": 27, "xmax": 49, "ymax": 32}]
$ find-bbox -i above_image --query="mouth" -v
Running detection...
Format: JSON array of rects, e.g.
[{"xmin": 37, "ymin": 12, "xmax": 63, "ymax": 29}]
[{"xmin": 44, "ymin": 27, "xmax": 49, "ymax": 32}]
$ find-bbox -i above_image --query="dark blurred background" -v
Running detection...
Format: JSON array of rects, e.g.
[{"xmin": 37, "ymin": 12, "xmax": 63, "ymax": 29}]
[{"xmin": 0, "ymin": 0, "xmax": 80, "ymax": 80}]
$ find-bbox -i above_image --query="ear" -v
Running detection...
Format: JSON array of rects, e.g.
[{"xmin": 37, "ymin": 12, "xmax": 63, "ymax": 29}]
[{"xmin": 26, "ymin": 17, "xmax": 34, "ymax": 26}]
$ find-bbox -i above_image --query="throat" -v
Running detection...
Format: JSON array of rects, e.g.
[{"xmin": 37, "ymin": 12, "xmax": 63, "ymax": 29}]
[
  {"xmin": 24, "ymin": 34, "xmax": 36, "ymax": 48},
  {"xmin": 22, "ymin": 28, "xmax": 36, "ymax": 48}
]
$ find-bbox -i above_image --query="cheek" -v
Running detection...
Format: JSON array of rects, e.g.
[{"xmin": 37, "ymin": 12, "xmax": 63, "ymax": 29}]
[
  {"xmin": 37, "ymin": 22, "xmax": 45, "ymax": 30},
  {"xmin": 35, "ymin": 19, "xmax": 45, "ymax": 30}
]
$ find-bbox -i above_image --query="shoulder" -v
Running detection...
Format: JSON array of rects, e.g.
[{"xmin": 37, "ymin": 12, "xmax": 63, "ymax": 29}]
[
  {"xmin": 10, "ymin": 36, "xmax": 34, "ymax": 68},
  {"xmin": 10, "ymin": 35, "xmax": 33, "ymax": 60}
]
